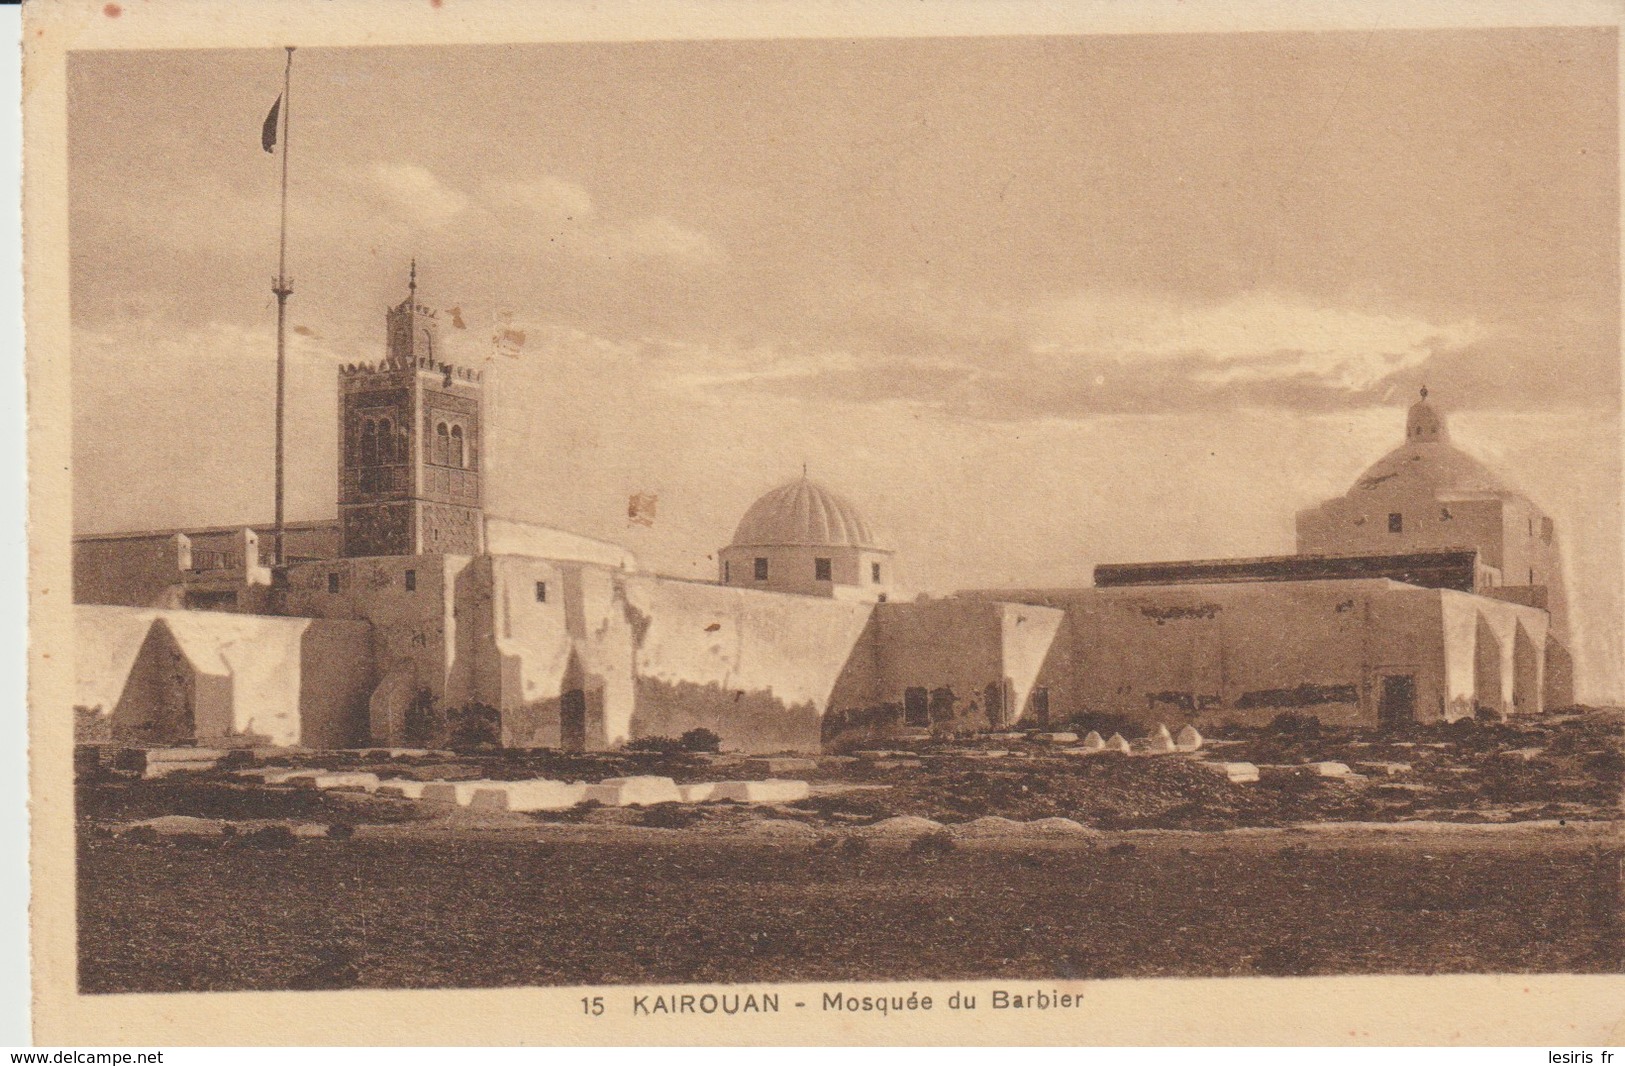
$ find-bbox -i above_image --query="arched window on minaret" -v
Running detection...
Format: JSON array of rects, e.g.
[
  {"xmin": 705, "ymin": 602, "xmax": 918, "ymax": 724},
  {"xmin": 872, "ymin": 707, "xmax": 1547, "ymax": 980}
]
[
  {"xmin": 377, "ymin": 418, "xmax": 393, "ymax": 463},
  {"xmin": 450, "ymin": 425, "xmax": 465, "ymax": 469},
  {"xmin": 435, "ymin": 422, "xmax": 450, "ymax": 466},
  {"xmin": 361, "ymin": 419, "xmax": 378, "ymax": 466}
]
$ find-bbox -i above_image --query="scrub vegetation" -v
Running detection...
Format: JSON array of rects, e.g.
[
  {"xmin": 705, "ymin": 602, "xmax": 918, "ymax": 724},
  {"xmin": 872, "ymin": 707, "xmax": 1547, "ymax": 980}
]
[{"xmin": 74, "ymin": 707, "xmax": 1621, "ymax": 992}]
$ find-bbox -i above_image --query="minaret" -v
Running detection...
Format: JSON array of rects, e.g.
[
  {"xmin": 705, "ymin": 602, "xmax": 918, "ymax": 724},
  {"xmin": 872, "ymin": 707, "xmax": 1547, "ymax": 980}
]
[{"xmin": 338, "ymin": 263, "xmax": 484, "ymax": 557}]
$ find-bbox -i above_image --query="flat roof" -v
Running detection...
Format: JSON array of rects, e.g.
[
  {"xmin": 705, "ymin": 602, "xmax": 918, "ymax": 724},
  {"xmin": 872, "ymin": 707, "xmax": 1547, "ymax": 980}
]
[
  {"xmin": 1094, "ymin": 547, "xmax": 1482, "ymax": 592},
  {"xmin": 73, "ymin": 518, "xmax": 340, "ymax": 543}
]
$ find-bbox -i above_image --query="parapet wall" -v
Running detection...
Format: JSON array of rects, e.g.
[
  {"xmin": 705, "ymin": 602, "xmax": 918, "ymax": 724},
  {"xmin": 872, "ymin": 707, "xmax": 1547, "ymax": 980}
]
[
  {"xmin": 623, "ymin": 575, "xmax": 878, "ymax": 752},
  {"xmin": 471, "ymin": 559, "xmax": 879, "ymax": 752},
  {"xmin": 74, "ymin": 605, "xmax": 374, "ymax": 748},
  {"xmin": 964, "ymin": 580, "xmax": 1551, "ymax": 729}
]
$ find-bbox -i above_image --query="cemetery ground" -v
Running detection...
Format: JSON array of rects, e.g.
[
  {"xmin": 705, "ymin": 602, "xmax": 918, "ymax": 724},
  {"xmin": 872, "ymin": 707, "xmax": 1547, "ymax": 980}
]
[{"xmin": 76, "ymin": 709, "xmax": 1623, "ymax": 992}]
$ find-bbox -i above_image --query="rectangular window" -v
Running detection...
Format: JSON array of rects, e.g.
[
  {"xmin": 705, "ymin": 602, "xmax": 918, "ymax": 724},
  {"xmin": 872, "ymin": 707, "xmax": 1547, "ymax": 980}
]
[
  {"xmin": 723, "ymin": 561, "xmax": 730, "ymax": 583},
  {"xmin": 404, "ymin": 569, "xmax": 416, "ymax": 592},
  {"xmin": 814, "ymin": 557, "xmax": 832, "ymax": 581},
  {"xmin": 1388, "ymin": 512, "xmax": 1403, "ymax": 534},
  {"xmin": 327, "ymin": 572, "xmax": 340, "ymax": 593},
  {"xmin": 872, "ymin": 562, "xmax": 882, "ymax": 583},
  {"xmin": 535, "ymin": 580, "xmax": 547, "ymax": 603},
  {"xmin": 754, "ymin": 557, "xmax": 768, "ymax": 581}
]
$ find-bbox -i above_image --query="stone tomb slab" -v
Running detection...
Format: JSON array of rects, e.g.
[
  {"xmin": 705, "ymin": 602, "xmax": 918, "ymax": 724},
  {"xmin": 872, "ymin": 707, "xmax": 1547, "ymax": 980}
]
[
  {"xmin": 310, "ymin": 772, "xmax": 381, "ymax": 792},
  {"xmin": 504, "ymin": 780, "xmax": 590, "ymax": 811},
  {"xmin": 143, "ymin": 755, "xmax": 231, "ymax": 778},
  {"xmin": 587, "ymin": 776, "xmax": 683, "ymax": 807},
  {"xmin": 710, "ymin": 779, "xmax": 812, "ymax": 804},
  {"xmin": 240, "ymin": 767, "xmax": 311, "ymax": 785},
  {"xmin": 146, "ymin": 747, "xmax": 236, "ymax": 764},
  {"xmin": 1199, "ymin": 761, "xmax": 1261, "ymax": 783},
  {"xmin": 417, "ymin": 780, "xmax": 511, "ymax": 806},
  {"xmin": 375, "ymin": 779, "xmax": 431, "ymax": 800},
  {"xmin": 747, "ymin": 757, "xmax": 819, "ymax": 774},
  {"xmin": 1307, "ymin": 761, "xmax": 1353, "ymax": 778}
]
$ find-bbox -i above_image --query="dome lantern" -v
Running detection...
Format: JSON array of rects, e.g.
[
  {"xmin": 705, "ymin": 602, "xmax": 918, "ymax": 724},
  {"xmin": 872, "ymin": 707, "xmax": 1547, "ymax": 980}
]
[{"xmin": 1406, "ymin": 385, "xmax": 1449, "ymax": 444}]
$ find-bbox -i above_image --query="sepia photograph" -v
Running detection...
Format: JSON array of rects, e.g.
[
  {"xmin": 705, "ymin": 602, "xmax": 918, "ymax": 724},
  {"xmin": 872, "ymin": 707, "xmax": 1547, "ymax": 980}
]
[{"xmin": 23, "ymin": 0, "xmax": 1624, "ymax": 1046}]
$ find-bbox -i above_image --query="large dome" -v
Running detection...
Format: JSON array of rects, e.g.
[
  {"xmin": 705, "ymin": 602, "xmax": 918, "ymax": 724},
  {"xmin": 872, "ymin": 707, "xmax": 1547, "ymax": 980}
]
[
  {"xmin": 1349, "ymin": 441, "xmax": 1508, "ymax": 499},
  {"xmin": 1347, "ymin": 388, "xmax": 1507, "ymax": 498},
  {"xmin": 730, "ymin": 476, "xmax": 881, "ymax": 548}
]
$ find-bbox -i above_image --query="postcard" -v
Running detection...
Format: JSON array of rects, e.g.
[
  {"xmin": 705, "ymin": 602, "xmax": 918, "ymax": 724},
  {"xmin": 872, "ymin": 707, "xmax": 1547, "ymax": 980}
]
[{"xmin": 23, "ymin": 0, "xmax": 1625, "ymax": 1046}]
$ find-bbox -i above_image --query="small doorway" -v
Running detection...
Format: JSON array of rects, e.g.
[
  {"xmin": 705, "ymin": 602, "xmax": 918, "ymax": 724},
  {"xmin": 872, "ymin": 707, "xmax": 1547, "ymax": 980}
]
[
  {"xmin": 1029, "ymin": 686, "xmax": 1050, "ymax": 727},
  {"xmin": 902, "ymin": 687, "xmax": 929, "ymax": 727},
  {"xmin": 1378, "ymin": 674, "xmax": 1415, "ymax": 728},
  {"xmin": 560, "ymin": 688, "xmax": 587, "ymax": 752}
]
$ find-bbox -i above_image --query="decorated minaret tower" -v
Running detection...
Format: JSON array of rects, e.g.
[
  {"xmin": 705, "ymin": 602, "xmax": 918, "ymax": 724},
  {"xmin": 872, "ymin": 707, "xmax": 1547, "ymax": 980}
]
[{"xmin": 337, "ymin": 262, "xmax": 484, "ymax": 557}]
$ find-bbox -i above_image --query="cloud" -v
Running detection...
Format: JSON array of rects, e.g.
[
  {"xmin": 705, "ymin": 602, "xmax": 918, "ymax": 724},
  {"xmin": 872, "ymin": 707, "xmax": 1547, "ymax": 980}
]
[
  {"xmin": 1027, "ymin": 289, "xmax": 1487, "ymax": 392},
  {"xmin": 594, "ymin": 215, "xmax": 722, "ymax": 265},
  {"xmin": 366, "ymin": 163, "xmax": 471, "ymax": 227},
  {"xmin": 75, "ymin": 160, "xmax": 722, "ymax": 305},
  {"xmin": 485, "ymin": 175, "xmax": 597, "ymax": 221},
  {"xmin": 361, "ymin": 167, "xmax": 721, "ymax": 265},
  {"xmin": 642, "ymin": 284, "xmax": 1496, "ymax": 420}
]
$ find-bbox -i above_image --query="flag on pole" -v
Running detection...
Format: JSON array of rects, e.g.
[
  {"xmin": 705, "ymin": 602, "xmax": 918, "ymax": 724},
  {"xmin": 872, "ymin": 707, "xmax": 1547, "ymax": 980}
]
[
  {"xmin": 493, "ymin": 310, "xmax": 526, "ymax": 358},
  {"xmin": 262, "ymin": 95, "xmax": 282, "ymax": 153},
  {"xmin": 628, "ymin": 492, "xmax": 658, "ymax": 527}
]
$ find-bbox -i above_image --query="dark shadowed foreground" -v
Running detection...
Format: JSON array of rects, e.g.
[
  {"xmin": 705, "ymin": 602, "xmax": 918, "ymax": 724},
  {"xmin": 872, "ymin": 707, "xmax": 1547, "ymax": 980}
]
[{"xmin": 79, "ymin": 828, "xmax": 1620, "ymax": 993}]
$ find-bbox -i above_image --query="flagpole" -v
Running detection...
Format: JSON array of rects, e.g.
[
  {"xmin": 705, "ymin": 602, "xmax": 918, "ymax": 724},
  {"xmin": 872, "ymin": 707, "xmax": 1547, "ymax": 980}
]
[{"xmin": 271, "ymin": 45, "xmax": 295, "ymax": 567}]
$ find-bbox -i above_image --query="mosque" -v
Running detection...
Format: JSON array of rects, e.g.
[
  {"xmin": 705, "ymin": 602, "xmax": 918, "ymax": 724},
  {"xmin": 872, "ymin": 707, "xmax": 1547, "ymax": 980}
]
[{"xmin": 71, "ymin": 275, "xmax": 1576, "ymax": 753}]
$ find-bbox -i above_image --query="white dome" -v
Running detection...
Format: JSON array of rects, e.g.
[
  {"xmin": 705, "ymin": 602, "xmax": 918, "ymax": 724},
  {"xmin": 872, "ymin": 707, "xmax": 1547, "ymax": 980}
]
[
  {"xmin": 1350, "ymin": 442, "xmax": 1508, "ymax": 498},
  {"xmin": 730, "ymin": 477, "xmax": 882, "ymax": 549}
]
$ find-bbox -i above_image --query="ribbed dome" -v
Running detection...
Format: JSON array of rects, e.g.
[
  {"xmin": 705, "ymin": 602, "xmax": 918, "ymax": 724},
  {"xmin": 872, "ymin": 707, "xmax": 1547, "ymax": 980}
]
[{"xmin": 731, "ymin": 477, "xmax": 881, "ymax": 548}]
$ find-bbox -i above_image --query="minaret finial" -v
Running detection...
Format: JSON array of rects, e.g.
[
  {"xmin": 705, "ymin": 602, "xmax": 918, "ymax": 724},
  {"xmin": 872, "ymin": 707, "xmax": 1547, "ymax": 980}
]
[
  {"xmin": 802, "ymin": 461, "xmax": 808, "ymax": 478},
  {"xmin": 408, "ymin": 258, "xmax": 417, "ymax": 302},
  {"xmin": 1420, "ymin": 384, "xmax": 1428, "ymax": 400}
]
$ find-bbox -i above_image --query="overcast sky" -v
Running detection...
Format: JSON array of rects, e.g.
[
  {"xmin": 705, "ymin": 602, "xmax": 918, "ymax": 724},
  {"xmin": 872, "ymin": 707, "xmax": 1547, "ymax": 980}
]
[{"xmin": 67, "ymin": 29, "xmax": 1621, "ymax": 698}]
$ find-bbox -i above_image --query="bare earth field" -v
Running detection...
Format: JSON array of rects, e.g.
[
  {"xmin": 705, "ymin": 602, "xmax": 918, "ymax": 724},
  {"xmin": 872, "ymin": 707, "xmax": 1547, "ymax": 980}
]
[
  {"xmin": 76, "ymin": 711, "xmax": 1623, "ymax": 993},
  {"xmin": 79, "ymin": 826, "xmax": 1620, "ymax": 992}
]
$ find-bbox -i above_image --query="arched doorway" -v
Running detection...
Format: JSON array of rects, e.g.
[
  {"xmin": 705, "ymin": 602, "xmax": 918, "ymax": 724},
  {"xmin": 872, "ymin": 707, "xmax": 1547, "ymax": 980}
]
[
  {"xmin": 1512, "ymin": 621, "xmax": 1541, "ymax": 716},
  {"xmin": 1473, "ymin": 614, "xmax": 1504, "ymax": 719}
]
